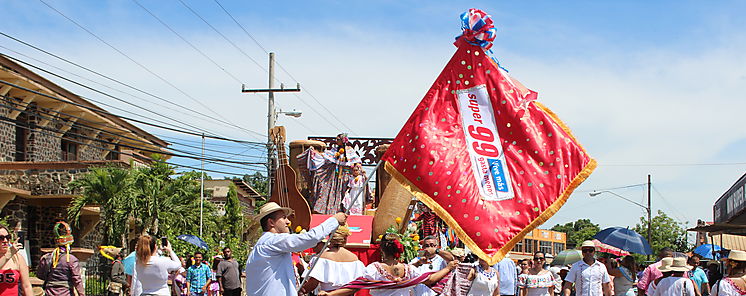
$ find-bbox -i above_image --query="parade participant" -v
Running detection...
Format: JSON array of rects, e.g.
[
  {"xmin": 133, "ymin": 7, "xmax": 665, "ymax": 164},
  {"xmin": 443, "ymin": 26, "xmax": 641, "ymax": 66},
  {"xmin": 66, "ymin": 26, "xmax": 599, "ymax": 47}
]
[
  {"xmin": 186, "ymin": 252, "xmax": 212, "ymax": 296},
  {"xmin": 519, "ymin": 252, "xmax": 554, "ymax": 296},
  {"xmin": 38, "ymin": 221, "xmax": 85, "ymax": 296},
  {"xmin": 495, "ymin": 256, "xmax": 518, "ymax": 296},
  {"xmin": 451, "ymin": 248, "xmax": 467, "ymax": 263},
  {"xmin": 208, "ymin": 258, "xmax": 220, "ymax": 296},
  {"xmin": 302, "ymin": 133, "xmax": 362, "ymax": 214},
  {"xmin": 300, "ymin": 226, "xmax": 365, "ymax": 294},
  {"xmin": 520, "ymin": 260, "xmax": 531, "ymax": 275},
  {"xmin": 410, "ymin": 235, "xmax": 456, "ymax": 296},
  {"xmin": 318, "ymin": 233, "xmax": 458, "ymax": 296},
  {"xmin": 0, "ymin": 224, "xmax": 33, "ymax": 296},
  {"xmin": 606, "ymin": 256, "xmax": 636, "ymax": 296},
  {"xmin": 710, "ymin": 250, "xmax": 746, "ymax": 296},
  {"xmin": 468, "ymin": 258, "xmax": 500, "ymax": 296},
  {"xmin": 341, "ymin": 163, "xmax": 370, "ymax": 215},
  {"xmin": 412, "ymin": 203, "xmax": 441, "ymax": 238},
  {"xmin": 171, "ymin": 257, "xmax": 188, "ymax": 296},
  {"xmin": 109, "ymin": 250, "xmax": 127, "ymax": 296},
  {"xmin": 562, "ymin": 241, "xmax": 611, "ymax": 296},
  {"xmin": 217, "ymin": 247, "xmax": 241, "ymax": 296},
  {"xmin": 637, "ymin": 248, "xmax": 674, "ymax": 296},
  {"xmin": 688, "ymin": 256, "xmax": 710, "ymax": 296},
  {"xmin": 645, "ymin": 258, "xmax": 673, "ymax": 296},
  {"xmin": 245, "ymin": 202, "xmax": 347, "ymax": 296},
  {"xmin": 652, "ymin": 257, "xmax": 695, "ymax": 296},
  {"xmin": 134, "ymin": 235, "xmax": 181, "ymax": 296}
]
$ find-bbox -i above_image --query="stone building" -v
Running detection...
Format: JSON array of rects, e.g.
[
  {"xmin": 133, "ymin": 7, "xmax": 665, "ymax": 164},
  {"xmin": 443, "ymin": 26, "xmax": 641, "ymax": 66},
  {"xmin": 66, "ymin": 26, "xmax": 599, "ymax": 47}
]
[
  {"xmin": 203, "ymin": 179, "xmax": 263, "ymax": 216},
  {"xmin": 0, "ymin": 55, "xmax": 168, "ymax": 267}
]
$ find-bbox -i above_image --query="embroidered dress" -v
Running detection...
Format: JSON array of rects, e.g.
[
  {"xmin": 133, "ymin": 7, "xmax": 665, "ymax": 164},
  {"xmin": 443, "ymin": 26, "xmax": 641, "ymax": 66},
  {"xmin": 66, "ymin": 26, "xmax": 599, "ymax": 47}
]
[
  {"xmin": 711, "ymin": 278, "xmax": 746, "ymax": 296},
  {"xmin": 518, "ymin": 272, "xmax": 554, "ymax": 296},
  {"xmin": 301, "ymin": 147, "xmax": 361, "ymax": 214},
  {"xmin": 342, "ymin": 175, "xmax": 369, "ymax": 215},
  {"xmin": 360, "ymin": 262, "xmax": 423, "ymax": 296},
  {"xmin": 468, "ymin": 265, "xmax": 499, "ymax": 296}
]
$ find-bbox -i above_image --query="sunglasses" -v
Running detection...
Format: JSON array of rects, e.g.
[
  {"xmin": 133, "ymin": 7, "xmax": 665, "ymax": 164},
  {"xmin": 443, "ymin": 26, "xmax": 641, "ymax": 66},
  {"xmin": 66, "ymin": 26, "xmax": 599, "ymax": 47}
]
[
  {"xmin": 582, "ymin": 249, "xmax": 595, "ymax": 253},
  {"xmin": 0, "ymin": 235, "xmax": 11, "ymax": 241},
  {"xmin": 534, "ymin": 257, "xmax": 545, "ymax": 261},
  {"xmin": 423, "ymin": 243, "xmax": 437, "ymax": 248}
]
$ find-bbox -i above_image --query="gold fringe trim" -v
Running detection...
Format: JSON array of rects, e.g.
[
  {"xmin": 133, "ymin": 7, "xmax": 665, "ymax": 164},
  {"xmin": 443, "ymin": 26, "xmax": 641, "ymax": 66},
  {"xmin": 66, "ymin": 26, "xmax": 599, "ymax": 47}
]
[{"xmin": 384, "ymin": 102, "xmax": 597, "ymax": 265}]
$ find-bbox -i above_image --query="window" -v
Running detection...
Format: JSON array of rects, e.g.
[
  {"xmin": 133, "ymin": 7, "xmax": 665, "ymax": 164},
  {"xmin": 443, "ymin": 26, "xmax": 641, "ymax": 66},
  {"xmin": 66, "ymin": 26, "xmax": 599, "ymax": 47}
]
[
  {"xmin": 524, "ymin": 239, "xmax": 535, "ymax": 253},
  {"xmin": 513, "ymin": 240, "xmax": 524, "ymax": 253},
  {"xmin": 14, "ymin": 125, "xmax": 26, "ymax": 161},
  {"xmin": 105, "ymin": 145, "xmax": 120, "ymax": 160},
  {"xmin": 61, "ymin": 139, "xmax": 77, "ymax": 161},
  {"xmin": 539, "ymin": 241, "xmax": 552, "ymax": 255},
  {"xmin": 553, "ymin": 242, "xmax": 565, "ymax": 256}
]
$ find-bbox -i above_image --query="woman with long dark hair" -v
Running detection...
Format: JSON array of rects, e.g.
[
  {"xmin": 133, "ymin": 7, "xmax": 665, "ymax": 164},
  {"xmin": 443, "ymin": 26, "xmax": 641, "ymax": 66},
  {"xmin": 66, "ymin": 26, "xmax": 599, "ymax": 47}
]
[
  {"xmin": 319, "ymin": 233, "xmax": 457, "ymax": 296},
  {"xmin": 606, "ymin": 256, "xmax": 637, "ymax": 296},
  {"xmin": 134, "ymin": 235, "xmax": 180, "ymax": 296}
]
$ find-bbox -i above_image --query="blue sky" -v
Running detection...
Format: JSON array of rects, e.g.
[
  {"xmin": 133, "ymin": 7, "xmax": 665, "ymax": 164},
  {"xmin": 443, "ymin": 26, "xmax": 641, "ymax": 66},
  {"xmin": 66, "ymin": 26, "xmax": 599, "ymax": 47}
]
[{"xmin": 2, "ymin": 0, "xmax": 746, "ymax": 232}]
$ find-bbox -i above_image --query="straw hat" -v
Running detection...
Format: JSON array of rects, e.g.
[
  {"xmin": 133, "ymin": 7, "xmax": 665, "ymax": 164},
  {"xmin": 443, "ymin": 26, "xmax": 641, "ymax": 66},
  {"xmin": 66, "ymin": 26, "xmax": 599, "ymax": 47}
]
[
  {"xmin": 657, "ymin": 257, "xmax": 675, "ymax": 272},
  {"xmin": 254, "ymin": 202, "xmax": 293, "ymax": 221},
  {"xmin": 666, "ymin": 257, "xmax": 692, "ymax": 272},
  {"xmin": 728, "ymin": 250, "xmax": 746, "ymax": 262},
  {"xmin": 580, "ymin": 240, "xmax": 596, "ymax": 249},
  {"xmin": 451, "ymin": 248, "xmax": 466, "ymax": 257}
]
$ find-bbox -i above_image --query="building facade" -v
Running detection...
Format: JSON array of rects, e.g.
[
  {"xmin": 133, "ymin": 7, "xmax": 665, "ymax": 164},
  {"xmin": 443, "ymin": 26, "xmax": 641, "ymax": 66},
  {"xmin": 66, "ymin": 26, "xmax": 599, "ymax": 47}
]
[
  {"xmin": 510, "ymin": 228, "xmax": 567, "ymax": 259},
  {"xmin": 0, "ymin": 55, "xmax": 167, "ymax": 267}
]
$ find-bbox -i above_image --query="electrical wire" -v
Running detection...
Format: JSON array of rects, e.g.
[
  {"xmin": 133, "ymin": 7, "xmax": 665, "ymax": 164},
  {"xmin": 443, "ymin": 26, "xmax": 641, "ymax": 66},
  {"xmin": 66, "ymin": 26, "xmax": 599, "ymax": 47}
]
[
  {"xmin": 210, "ymin": 0, "xmax": 356, "ymax": 134},
  {"xmin": 0, "ymin": 79, "xmax": 262, "ymax": 145},
  {"xmin": 35, "ymin": 0, "xmax": 266, "ymax": 140}
]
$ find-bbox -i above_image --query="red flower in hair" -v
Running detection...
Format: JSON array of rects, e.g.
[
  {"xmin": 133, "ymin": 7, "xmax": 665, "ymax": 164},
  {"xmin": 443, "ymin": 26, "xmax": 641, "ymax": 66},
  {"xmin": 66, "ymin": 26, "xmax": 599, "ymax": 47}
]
[{"xmin": 392, "ymin": 239, "xmax": 405, "ymax": 259}]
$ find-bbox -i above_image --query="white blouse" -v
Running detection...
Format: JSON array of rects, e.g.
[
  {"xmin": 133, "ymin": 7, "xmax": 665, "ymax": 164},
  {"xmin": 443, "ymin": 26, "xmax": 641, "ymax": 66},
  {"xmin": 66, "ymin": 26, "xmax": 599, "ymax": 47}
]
[
  {"xmin": 305, "ymin": 258, "xmax": 365, "ymax": 291},
  {"xmin": 363, "ymin": 262, "xmax": 423, "ymax": 296}
]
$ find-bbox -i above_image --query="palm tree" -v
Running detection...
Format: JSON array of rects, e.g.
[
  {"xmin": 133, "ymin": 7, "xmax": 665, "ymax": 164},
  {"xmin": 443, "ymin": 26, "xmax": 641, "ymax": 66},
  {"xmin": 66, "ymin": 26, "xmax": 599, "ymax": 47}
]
[{"xmin": 67, "ymin": 166, "xmax": 133, "ymax": 246}]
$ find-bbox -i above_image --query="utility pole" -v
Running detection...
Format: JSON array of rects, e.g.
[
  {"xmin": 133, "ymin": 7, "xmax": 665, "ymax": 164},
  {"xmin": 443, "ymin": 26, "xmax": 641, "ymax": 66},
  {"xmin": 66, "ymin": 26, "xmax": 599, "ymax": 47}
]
[
  {"xmin": 647, "ymin": 174, "xmax": 652, "ymax": 260},
  {"xmin": 200, "ymin": 133, "xmax": 205, "ymax": 237},
  {"xmin": 242, "ymin": 52, "xmax": 300, "ymax": 196}
]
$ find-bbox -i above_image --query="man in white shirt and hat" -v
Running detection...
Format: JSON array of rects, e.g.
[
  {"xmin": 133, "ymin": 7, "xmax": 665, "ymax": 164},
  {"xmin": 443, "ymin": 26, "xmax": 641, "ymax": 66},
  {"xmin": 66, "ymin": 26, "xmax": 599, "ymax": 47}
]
[
  {"xmin": 245, "ymin": 202, "xmax": 347, "ymax": 296},
  {"xmin": 563, "ymin": 240, "xmax": 612, "ymax": 296},
  {"xmin": 651, "ymin": 257, "xmax": 696, "ymax": 296}
]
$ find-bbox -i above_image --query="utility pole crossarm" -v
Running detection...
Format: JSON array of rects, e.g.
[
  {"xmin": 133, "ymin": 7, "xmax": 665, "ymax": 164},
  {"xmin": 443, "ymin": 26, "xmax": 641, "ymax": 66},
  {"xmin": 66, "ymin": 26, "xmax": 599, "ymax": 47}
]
[{"xmin": 241, "ymin": 83, "xmax": 301, "ymax": 93}]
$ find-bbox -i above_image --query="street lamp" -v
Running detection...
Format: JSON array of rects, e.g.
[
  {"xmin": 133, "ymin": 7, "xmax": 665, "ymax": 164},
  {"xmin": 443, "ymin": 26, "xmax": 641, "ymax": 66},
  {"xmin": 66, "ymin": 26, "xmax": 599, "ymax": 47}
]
[
  {"xmin": 278, "ymin": 109, "xmax": 302, "ymax": 118},
  {"xmin": 589, "ymin": 190, "xmax": 652, "ymax": 258}
]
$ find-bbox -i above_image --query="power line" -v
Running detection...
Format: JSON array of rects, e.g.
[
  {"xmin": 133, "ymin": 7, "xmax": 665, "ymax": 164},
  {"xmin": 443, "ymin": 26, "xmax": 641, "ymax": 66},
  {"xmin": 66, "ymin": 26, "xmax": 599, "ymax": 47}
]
[
  {"xmin": 0, "ymin": 115, "xmax": 259, "ymax": 176},
  {"xmin": 0, "ymin": 79, "xmax": 263, "ymax": 145},
  {"xmin": 0, "ymin": 32, "xmax": 265, "ymax": 141},
  {"xmin": 35, "ymin": 0, "xmax": 266, "ymax": 140},
  {"xmin": 210, "ymin": 0, "xmax": 356, "ymax": 134},
  {"xmin": 3, "ymin": 53, "xmax": 222, "ymax": 137},
  {"xmin": 130, "ymin": 0, "xmax": 244, "ymax": 84},
  {"xmin": 651, "ymin": 185, "xmax": 689, "ymax": 224}
]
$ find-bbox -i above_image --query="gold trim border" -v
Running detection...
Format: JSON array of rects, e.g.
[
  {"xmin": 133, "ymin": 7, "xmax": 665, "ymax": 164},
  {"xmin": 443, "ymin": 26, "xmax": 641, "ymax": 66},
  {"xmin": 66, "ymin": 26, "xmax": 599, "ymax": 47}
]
[{"xmin": 384, "ymin": 102, "xmax": 597, "ymax": 265}]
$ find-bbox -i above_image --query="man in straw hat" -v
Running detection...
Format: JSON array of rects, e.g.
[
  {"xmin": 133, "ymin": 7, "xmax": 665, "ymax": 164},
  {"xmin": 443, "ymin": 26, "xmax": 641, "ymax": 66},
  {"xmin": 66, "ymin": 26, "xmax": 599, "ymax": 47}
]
[
  {"xmin": 245, "ymin": 202, "xmax": 347, "ymax": 296},
  {"xmin": 638, "ymin": 247, "xmax": 675, "ymax": 296},
  {"xmin": 651, "ymin": 257, "xmax": 695, "ymax": 296},
  {"xmin": 563, "ymin": 240, "xmax": 611, "ymax": 296}
]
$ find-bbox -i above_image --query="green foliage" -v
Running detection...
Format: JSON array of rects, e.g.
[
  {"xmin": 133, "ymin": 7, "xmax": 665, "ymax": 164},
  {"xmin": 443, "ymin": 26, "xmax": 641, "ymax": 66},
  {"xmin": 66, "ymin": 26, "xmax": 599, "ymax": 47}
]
[
  {"xmin": 380, "ymin": 220, "xmax": 420, "ymax": 263},
  {"xmin": 243, "ymin": 172, "xmax": 268, "ymax": 196},
  {"xmin": 224, "ymin": 183, "xmax": 243, "ymax": 236},
  {"xmin": 551, "ymin": 219, "xmax": 601, "ymax": 248},
  {"xmin": 633, "ymin": 210, "xmax": 689, "ymax": 254}
]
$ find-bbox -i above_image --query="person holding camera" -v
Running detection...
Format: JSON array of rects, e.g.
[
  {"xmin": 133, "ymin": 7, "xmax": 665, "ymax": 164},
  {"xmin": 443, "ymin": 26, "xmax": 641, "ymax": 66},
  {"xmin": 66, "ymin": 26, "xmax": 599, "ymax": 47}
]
[{"xmin": 134, "ymin": 235, "xmax": 181, "ymax": 296}]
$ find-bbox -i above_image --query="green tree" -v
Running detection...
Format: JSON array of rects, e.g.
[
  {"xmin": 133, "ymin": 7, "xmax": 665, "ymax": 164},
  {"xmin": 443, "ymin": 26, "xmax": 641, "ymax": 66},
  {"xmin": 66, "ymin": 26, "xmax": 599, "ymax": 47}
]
[
  {"xmin": 224, "ymin": 183, "xmax": 243, "ymax": 238},
  {"xmin": 68, "ymin": 166, "xmax": 133, "ymax": 246},
  {"xmin": 551, "ymin": 219, "xmax": 601, "ymax": 248},
  {"xmin": 243, "ymin": 172, "xmax": 268, "ymax": 196},
  {"xmin": 633, "ymin": 210, "xmax": 688, "ymax": 253}
]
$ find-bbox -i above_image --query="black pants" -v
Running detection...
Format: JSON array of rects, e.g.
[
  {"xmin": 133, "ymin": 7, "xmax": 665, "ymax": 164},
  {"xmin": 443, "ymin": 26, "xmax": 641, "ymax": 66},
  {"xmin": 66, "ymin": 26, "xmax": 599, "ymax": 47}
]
[{"xmin": 223, "ymin": 288, "xmax": 242, "ymax": 296}]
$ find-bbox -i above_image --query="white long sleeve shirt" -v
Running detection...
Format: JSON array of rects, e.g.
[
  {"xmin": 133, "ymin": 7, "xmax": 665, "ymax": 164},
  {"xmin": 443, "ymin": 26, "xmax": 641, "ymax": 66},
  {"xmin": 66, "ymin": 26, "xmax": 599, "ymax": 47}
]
[{"xmin": 244, "ymin": 217, "xmax": 340, "ymax": 296}]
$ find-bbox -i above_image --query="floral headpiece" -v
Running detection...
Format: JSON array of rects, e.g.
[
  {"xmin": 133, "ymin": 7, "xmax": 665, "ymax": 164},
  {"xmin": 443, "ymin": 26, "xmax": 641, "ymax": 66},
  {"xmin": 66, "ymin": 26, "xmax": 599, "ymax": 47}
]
[{"xmin": 383, "ymin": 233, "xmax": 406, "ymax": 259}]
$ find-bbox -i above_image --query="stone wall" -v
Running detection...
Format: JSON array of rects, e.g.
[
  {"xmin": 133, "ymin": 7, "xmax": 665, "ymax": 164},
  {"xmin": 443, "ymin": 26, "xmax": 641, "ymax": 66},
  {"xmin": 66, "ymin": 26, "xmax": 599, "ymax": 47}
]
[
  {"xmin": 0, "ymin": 105, "xmax": 14, "ymax": 162},
  {"xmin": 78, "ymin": 140, "xmax": 105, "ymax": 161},
  {"xmin": 0, "ymin": 168, "xmax": 80, "ymax": 195}
]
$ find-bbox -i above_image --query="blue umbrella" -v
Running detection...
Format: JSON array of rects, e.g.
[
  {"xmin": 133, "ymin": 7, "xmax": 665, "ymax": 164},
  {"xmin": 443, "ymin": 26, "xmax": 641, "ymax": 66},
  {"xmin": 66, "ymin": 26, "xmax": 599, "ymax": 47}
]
[
  {"xmin": 177, "ymin": 234, "xmax": 209, "ymax": 250},
  {"xmin": 594, "ymin": 227, "xmax": 653, "ymax": 255},
  {"xmin": 694, "ymin": 244, "xmax": 723, "ymax": 260}
]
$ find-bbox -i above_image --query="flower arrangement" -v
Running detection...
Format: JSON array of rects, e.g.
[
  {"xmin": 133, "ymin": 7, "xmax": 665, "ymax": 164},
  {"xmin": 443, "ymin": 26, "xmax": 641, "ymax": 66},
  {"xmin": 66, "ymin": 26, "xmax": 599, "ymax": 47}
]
[{"xmin": 376, "ymin": 217, "xmax": 420, "ymax": 262}]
